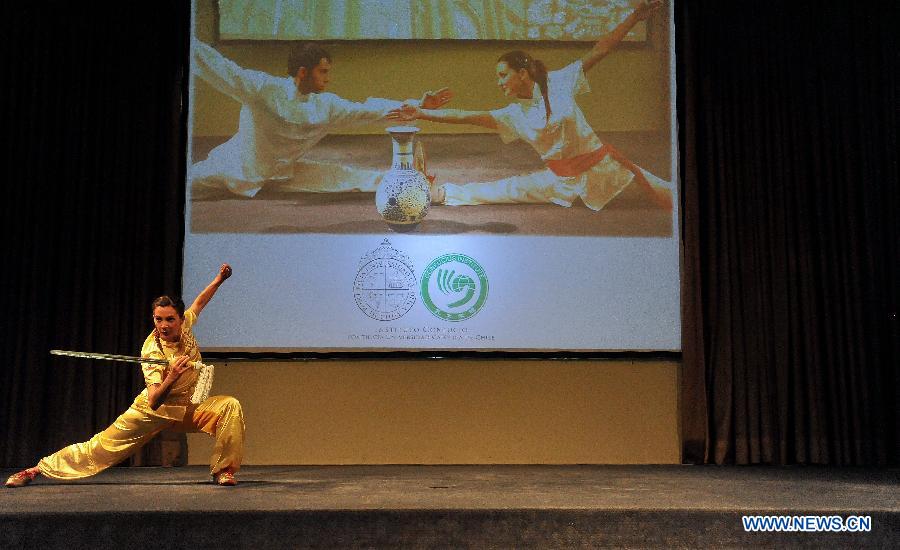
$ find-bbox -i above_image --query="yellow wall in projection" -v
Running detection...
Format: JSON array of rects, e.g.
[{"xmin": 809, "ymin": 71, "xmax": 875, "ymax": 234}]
[{"xmin": 192, "ymin": 0, "xmax": 672, "ymax": 137}]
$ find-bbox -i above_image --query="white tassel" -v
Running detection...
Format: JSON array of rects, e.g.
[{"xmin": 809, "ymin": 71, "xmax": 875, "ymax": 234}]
[{"xmin": 190, "ymin": 362, "xmax": 215, "ymax": 405}]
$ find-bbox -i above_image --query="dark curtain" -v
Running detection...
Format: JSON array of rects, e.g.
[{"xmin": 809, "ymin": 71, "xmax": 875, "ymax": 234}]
[
  {"xmin": 679, "ymin": 1, "xmax": 899, "ymax": 464},
  {"xmin": 0, "ymin": 3, "xmax": 189, "ymax": 466},
  {"xmin": 1, "ymin": 1, "xmax": 897, "ymax": 469}
]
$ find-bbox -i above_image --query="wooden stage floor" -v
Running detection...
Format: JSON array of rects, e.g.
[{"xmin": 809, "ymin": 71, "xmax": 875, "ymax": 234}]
[{"xmin": 2, "ymin": 465, "xmax": 897, "ymax": 548}]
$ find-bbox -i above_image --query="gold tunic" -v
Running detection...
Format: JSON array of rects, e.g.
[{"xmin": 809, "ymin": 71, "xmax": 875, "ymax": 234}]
[{"xmin": 38, "ymin": 310, "xmax": 244, "ymax": 479}]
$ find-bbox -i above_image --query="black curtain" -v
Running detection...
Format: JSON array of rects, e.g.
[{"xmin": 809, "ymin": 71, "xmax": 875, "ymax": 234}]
[
  {"xmin": 679, "ymin": 1, "xmax": 899, "ymax": 464},
  {"xmin": 0, "ymin": 2, "xmax": 189, "ymax": 466}
]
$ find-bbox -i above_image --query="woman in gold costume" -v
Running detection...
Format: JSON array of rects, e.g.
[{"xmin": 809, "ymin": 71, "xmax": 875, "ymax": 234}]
[{"xmin": 5, "ymin": 264, "xmax": 245, "ymax": 487}]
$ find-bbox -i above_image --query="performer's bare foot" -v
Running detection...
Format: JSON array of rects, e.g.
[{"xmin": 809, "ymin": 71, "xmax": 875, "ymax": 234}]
[
  {"xmin": 213, "ymin": 469, "xmax": 237, "ymax": 486},
  {"xmin": 5, "ymin": 466, "xmax": 40, "ymax": 488},
  {"xmin": 430, "ymin": 177, "xmax": 445, "ymax": 204},
  {"xmin": 413, "ymin": 141, "xmax": 444, "ymax": 204}
]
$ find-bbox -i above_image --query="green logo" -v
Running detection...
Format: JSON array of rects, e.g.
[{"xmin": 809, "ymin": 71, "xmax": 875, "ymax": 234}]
[{"xmin": 421, "ymin": 254, "xmax": 488, "ymax": 321}]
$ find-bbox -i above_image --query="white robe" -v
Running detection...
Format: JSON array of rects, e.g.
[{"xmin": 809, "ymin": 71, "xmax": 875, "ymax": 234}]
[
  {"xmin": 191, "ymin": 40, "xmax": 411, "ymax": 198},
  {"xmin": 442, "ymin": 60, "xmax": 671, "ymax": 210}
]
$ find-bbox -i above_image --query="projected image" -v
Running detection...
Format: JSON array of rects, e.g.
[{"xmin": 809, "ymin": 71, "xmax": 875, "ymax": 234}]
[
  {"xmin": 189, "ymin": 0, "xmax": 673, "ymax": 237},
  {"xmin": 218, "ymin": 0, "xmax": 650, "ymax": 41},
  {"xmin": 184, "ymin": 0, "xmax": 680, "ymax": 352}
]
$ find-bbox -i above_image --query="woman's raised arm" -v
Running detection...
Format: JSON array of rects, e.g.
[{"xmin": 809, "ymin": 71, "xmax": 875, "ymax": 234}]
[
  {"xmin": 187, "ymin": 263, "xmax": 232, "ymax": 318},
  {"xmin": 581, "ymin": 0, "xmax": 662, "ymax": 73}
]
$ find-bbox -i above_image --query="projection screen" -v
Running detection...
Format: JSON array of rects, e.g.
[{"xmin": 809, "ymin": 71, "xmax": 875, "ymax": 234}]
[{"xmin": 183, "ymin": 0, "xmax": 680, "ymax": 352}]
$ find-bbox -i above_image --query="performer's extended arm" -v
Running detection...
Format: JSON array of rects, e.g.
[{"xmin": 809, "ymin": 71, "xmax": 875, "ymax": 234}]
[
  {"xmin": 327, "ymin": 88, "xmax": 453, "ymax": 128},
  {"xmin": 188, "ymin": 263, "xmax": 232, "ymax": 317},
  {"xmin": 192, "ymin": 39, "xmax": 272, "ymax": 104},
  {"xmin": 386, "ymin": 106, "xmax": 497, "ymax": 130},
  {"xmin": 147, "ymin": 263, "xmax": 231, "ymax": 410},
  {"xmin": 581, "ymin": 0, "xmax": 662, "ymax": 73}
]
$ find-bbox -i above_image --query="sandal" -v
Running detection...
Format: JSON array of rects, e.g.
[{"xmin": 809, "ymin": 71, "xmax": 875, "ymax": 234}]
[
  {"xmin": 213, "ymin": 469, "xmax": 237, "ymax": 486},
  {"xmin": 5, "ymin": 468, "xmax": 39, "ymax": 488}
]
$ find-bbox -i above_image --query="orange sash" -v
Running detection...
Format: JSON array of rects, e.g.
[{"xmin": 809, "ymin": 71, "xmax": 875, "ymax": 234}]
[
  {"xmin": 545, "ymin": 147, "xmax": 608, "ymax": 177},
  {"xmin": 545, "ymin": 144, "xmax": 671, "ymax": 210}
]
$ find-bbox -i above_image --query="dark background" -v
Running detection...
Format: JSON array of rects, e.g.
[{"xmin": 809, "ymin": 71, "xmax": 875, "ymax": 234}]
[{"xmin": 1, "ymin": 1, "xmax": 896, "ymax": 466}]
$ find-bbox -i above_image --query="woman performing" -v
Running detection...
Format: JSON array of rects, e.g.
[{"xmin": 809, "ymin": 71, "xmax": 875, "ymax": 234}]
[
  {"xmin": 389, "ymin": 0, "xmax": 671, "ymax": 212},
  {"xmin": 5, "ymin": 264, "xmax": 245, "ymax": 487}
]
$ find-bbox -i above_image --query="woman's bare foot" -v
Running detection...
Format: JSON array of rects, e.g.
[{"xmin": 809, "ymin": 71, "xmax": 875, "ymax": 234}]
[
  {"xmin": 429, "ymin": 176, "xmax": 445, "ymax": 204},
  {"xmin": 414, "ymin": 141, "xmax": 443, "ymax": 204}
]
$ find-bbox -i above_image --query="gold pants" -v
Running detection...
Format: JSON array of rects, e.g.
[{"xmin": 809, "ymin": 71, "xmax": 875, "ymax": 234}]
[{"xmin": 38, "ymin": 395, "xmax": 244, "ymax": 479}]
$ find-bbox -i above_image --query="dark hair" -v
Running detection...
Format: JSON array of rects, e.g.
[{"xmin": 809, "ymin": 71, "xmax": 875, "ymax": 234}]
[
  {"xmin": 498, "ymin": 50, "xmax": 550, "ymax": 121},
  {"xmin": 151, "ymin": 296, "xmax": 185, "ymax": 318},
  {"xmin": 288, "ymin": 43, "xmax": 332, "ymax": 78}
]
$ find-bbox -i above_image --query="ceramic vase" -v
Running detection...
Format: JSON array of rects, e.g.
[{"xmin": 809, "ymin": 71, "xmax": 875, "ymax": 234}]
[{"xmin": 375, "ymin": 126, "xmax": 431, "ymax": 232}]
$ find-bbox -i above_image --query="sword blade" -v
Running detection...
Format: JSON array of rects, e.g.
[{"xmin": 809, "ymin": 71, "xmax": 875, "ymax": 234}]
[{"xmin": 50, "ymin": 349, "xmax": 168, "ymax": 365}]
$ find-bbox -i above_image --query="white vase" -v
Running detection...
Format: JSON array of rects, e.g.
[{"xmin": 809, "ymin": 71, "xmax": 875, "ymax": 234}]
[{"xmin": 375, "ymin": 126, "xmax": 431, "ymax": 232}]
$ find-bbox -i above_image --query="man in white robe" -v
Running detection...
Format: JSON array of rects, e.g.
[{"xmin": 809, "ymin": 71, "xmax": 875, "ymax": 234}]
[{"xmin": 190, "ymin": 40, "xmax": 451, "ymax": 198}]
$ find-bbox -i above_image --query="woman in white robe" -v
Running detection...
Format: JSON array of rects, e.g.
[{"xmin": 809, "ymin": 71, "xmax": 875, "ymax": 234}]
[{"xmin": 388, "ymin": 0, "xmax": 671, "ymax": 211}]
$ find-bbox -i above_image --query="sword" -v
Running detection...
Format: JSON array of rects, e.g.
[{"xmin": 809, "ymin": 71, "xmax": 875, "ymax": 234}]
[
  {"xmin": 50, "ymin": 349, "xmax": 215, "ymax": 404},
  {"xmin": 51, "ymin": 349, "xmax": 168, "ymax": 365}
]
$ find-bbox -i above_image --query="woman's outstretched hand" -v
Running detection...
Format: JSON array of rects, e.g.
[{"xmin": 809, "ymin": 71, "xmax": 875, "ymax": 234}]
[
  {"xmin": 387, "ymin": 104, "xmax": 422, "ymax": 122},
  {"xmin": 420, "ymin": 88, "xmax": 453, "ymax": 109}
]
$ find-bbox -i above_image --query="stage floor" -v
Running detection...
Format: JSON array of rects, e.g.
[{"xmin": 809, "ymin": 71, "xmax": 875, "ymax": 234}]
[
  {"xmin": 3, "ymin": 464, "xmax": 897, "ymax": 513},
  {"xmin": 189, "ymin": 134, "xmax": 675, "ymax": 237},
  {"xmin": 3, "ymin": 465, "xmax": 898, "ymax": 548}
]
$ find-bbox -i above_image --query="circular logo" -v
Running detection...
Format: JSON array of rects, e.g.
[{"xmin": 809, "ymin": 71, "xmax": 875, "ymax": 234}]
[
  {"xmin": 420, "ymin": 254, "xmax": 488, "ymax": 322},
  {"xmin": 354, "ymin": 240, "xmax": 417, "ymax": 321}
]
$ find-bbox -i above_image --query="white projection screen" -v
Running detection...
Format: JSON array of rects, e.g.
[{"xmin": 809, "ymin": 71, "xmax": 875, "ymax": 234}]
[{"xmin": 184, "ymin": 0, "xmax": 680, "ymax": 352}]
